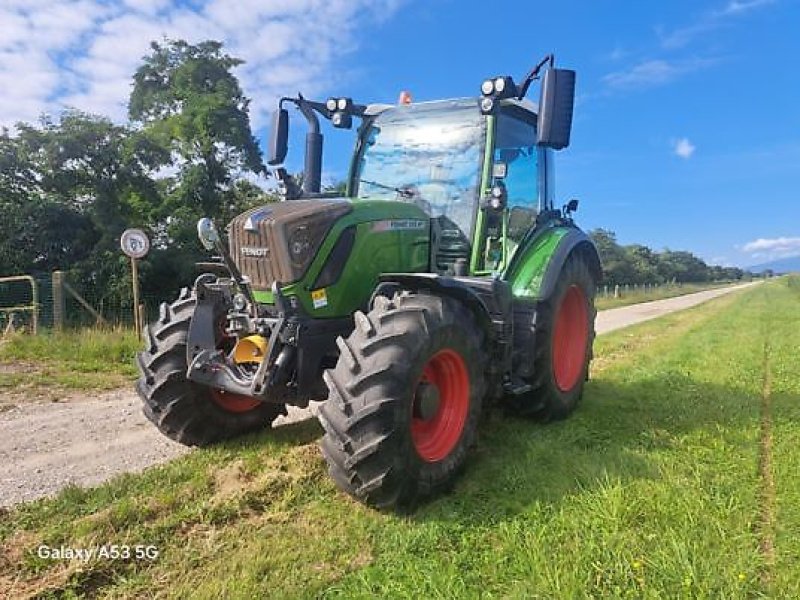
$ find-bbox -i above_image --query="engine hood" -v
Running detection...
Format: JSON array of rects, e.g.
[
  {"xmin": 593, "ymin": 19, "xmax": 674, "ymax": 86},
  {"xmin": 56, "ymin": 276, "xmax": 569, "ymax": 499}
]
[{"xmin": 228, "ymin": 199, "xmax": 353, "ymax": 291}]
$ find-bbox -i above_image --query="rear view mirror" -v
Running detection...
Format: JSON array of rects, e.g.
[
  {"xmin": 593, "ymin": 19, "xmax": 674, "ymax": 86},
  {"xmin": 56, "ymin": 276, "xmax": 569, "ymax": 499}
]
[
  {"xmin": 537, "ymin": 68, "xmax": 575, "ymax": 150},
  {"xmin": 267, "ymin": 108, "xmax": 289, "ymax": 166}
]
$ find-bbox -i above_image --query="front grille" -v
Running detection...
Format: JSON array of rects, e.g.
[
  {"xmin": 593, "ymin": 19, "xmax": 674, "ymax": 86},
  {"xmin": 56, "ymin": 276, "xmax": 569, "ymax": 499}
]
[
  {"xmin": 229, "ymin": 217, "xmax": 278, "ymax": 290},
  {"xmin": 228, "ymin": 200, "xmax": 352, "ymax": 291}
]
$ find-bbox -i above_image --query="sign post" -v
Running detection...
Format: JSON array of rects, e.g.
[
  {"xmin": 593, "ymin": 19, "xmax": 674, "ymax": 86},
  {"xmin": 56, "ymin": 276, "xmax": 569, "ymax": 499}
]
[{"xmin": 120, "ymin": 228, "xmax": 150, "ymax": 339}]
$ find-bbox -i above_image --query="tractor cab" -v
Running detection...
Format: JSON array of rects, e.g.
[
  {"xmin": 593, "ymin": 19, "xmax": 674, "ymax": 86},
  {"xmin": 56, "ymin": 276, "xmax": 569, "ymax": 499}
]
[{"xmin": 267, "ymin": 56, "xmax": 575, "ymax": 279}]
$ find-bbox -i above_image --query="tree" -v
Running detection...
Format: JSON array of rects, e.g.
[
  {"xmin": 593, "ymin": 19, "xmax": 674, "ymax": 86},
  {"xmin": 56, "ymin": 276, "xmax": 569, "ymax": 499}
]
[
  {"xmin": 589, "ymin": 229, "xmax": 634, "ymax": 285},
  {"xmin": 130, "ymin": 39, "xmax": 264, "ymax": 217},
  {"xmin": 625, "ymin": 244, "xmax": 661, "ymax": 284},
  {"xmin": 128, "ymin": 39, "xmax": 274, "ymax": 298}
]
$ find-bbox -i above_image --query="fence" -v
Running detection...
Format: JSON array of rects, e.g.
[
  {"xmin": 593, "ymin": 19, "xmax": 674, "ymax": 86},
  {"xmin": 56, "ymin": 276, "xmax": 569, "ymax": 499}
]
[{"xmin": 0, "ymin": 270, "xmax": 170, "ymax": 336}]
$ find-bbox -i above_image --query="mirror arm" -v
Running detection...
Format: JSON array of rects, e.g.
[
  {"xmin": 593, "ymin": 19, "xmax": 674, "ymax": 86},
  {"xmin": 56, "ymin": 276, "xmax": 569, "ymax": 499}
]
[
  {"xmin": 212, "ymin": 236, "xmax": 257, "ymax": 307},
  {"xmin": 516, "ymin": 54, "xmax": 555, "ymax": 100}
]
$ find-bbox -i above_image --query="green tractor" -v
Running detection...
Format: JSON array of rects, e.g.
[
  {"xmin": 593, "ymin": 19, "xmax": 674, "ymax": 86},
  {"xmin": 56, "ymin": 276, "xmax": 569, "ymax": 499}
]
[{"xmin": 136, "ymin": 55, "xmax": 601, "ymax": 509}]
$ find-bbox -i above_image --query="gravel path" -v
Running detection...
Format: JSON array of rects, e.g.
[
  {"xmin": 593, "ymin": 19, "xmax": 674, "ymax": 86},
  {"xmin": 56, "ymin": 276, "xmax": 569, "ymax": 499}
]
[{"xmin": 0, "ymin": 281, "xmax": 758, "ymax": 507}]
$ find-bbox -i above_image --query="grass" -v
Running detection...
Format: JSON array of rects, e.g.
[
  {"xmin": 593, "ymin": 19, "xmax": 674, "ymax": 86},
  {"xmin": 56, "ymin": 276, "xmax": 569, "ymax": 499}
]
[
  {"xmin": 0, "ymin": 328, "xmax": 140, "ymax": 396},
  {"xmin": 1, "ymin": 278, "xmax": 798, "ymax": 598},
  {"xmin": 594, "ymin": 280, "xmax": 742, "ymax": 310},
  {"xmin": 0, "ymin": 282, "xmax": 746, "ymax": 395}
]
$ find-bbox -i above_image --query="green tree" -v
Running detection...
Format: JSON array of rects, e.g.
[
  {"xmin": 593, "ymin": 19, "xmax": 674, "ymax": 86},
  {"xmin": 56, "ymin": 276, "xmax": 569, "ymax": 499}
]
[
  {"xmin": 128, "ymin": 39, "xmax": 273, "ymax": 298},
  {"xmin": 129, "ymin": 39, "xmax": 264, "ymax": 220},
  {"xmin": 588, "ymin": 228, "xmax": 635, "ymax": 285}
]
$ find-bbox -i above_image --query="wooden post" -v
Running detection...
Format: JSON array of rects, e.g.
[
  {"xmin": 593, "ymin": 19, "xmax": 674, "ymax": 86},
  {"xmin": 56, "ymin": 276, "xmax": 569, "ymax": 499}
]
[
  {"xmin": 131, "ymin": 257, "xmax": 141, "ymax": 339},
  {"xmin": 52, "ymin": 270, "xmax": 65, "ymax": 330},
  {"xmin": 138, "ymin": 303, "xmax": 146, "ymax": 337}
]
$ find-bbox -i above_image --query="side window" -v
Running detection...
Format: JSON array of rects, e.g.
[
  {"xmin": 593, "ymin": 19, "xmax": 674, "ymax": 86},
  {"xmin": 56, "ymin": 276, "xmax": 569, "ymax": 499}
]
[
  {"xmin": 492, "ymin": 111, "xmax": 544, "ymax": 248},
  {"xmin": 493, "ymin": 113, "xmax": 538, "ymax": 211}
]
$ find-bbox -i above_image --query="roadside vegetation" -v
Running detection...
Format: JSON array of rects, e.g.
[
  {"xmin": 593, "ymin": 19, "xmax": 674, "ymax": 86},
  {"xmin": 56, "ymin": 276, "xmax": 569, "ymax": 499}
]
[
  {"xmin": 594, "ymin": 280, "xmax": 739, "ymax": 310},
  {"xmin": 1, "ymin": 278, "xmax": 797, "ymax": 597},
  {"xmin": 589, "ymin": 228, "xmax": 755, "ymax": 287},
  {"xmin": 0, "ymin": 328, "xmax": 139, "ymax": 396}
]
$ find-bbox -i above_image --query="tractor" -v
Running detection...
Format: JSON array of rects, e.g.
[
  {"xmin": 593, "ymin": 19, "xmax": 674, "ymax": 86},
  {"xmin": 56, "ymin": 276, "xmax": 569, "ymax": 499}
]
[{"xmin": 136, "ymin": 55, "xmax": 601, "ymax": 509}]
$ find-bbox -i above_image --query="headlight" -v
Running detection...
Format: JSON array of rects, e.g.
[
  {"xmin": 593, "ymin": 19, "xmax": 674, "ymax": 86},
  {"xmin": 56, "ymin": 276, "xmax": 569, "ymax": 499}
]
[
  {"xmin": 480, "ymin": 79, "xmax": 494, "ymax": 95},
  {"xmin": 337, "ymin": 97, "xmax": 348, "ymax": 111},
  {"xmin": 494, "ymin": 77, "xmax": 506, "ymax": 93},
  {"xmin": 326, "ymin": 98, "xmax": 337, "ymax": 111},
  {"xmin": 288, "ymin": 226, "xmax": 313, "ymax": 265},
  {"xmin": 232, "ymin": 292, "xmax": 248, "ymax": 312},
  {"xmin": 480, "ymin": 96, "xmax": 494, "ymax": 114}
]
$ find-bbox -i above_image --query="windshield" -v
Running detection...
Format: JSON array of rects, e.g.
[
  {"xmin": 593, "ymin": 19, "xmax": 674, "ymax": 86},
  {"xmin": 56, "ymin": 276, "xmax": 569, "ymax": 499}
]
[{"xmin": 355, "ymin": 99, "xmax": 486, "ymax": 239}]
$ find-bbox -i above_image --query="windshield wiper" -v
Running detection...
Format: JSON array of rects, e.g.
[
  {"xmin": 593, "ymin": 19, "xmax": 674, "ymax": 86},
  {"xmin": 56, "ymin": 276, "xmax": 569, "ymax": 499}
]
[{"xmin": 360, "ymin": 179, "xmax": 414, "ymax": 199}]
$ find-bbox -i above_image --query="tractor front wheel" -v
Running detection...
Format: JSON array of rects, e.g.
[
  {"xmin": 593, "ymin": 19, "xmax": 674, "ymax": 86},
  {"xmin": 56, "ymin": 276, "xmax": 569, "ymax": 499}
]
[
  {"xmin": 136, "ymin": 288, "xmax": 285, "ymax": 446},
  {"xmin": 318, "ymin": 292, "xmax": 486, "ymax": 509}
]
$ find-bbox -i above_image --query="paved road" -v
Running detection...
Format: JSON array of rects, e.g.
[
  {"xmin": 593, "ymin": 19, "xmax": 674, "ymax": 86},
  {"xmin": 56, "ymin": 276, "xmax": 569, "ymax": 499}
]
[
  {"xmin": 595, "ymin": 281, "xmax": 760, "ymax": 334},
  {"xmin": 0, "ymin": 282, "xmax": 758, "ymax": 507}
]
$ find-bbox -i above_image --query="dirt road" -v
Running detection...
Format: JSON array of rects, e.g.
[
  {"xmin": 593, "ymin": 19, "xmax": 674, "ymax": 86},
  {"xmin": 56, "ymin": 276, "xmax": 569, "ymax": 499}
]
[{"xmin": 0, "ymin": 282, "xmax": 759, "ymax": 507}]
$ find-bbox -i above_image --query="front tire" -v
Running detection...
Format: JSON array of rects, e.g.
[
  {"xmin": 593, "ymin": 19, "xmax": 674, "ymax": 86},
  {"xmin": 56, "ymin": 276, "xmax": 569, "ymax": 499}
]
[
  {"xmin": 318, "ymin": 292, "xmax": 486, "ymax": 509},
  {"xmin": 135, "ymin": 287, "xmax": 285, "ymax": 447}
]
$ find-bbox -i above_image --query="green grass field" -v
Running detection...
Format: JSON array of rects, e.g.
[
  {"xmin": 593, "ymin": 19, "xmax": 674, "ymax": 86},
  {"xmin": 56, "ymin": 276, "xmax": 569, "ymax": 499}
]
[
  {"xmin": 0, "ymin": 281, "xmax": 751, "ymax": 397},
  {"xmin": 0, "ymin": 328, "xmax": 139, "ymax": 397},
  {"xmin": 1, "ymin": 278, "xmax": 798, "ymax": 598}
]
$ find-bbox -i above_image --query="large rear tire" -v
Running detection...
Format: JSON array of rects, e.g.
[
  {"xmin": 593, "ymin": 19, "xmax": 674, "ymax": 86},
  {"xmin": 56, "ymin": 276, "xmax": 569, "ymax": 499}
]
[
  {"xmin": 135, "ymin": 287, "xmax": 285, "ymax": 447},
  {"xmin": 318, "ymin": 292, "xmax": 486, "ymax": 509},
  {"xmin": 510, "ymin": 252, "xmax": 597, "ymax": 420}
]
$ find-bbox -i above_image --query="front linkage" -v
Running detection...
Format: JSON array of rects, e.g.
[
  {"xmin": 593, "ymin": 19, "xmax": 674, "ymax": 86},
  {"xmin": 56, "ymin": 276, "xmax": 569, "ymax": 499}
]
[{"xmin": 185, "ymin": 275, "xmax": 350, "ymax": 408}]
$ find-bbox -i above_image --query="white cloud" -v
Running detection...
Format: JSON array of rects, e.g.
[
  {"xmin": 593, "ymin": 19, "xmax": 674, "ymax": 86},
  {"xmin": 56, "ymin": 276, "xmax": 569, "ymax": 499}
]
[
  {"xmin": 603, "ymin": 58, "xmax": 716, "ymax": 90},
  {"xmin": 0, "ymin": 0, "xmax": 405, "ymax": 130},
  {"xmin": 657, "ymin": 21, "xmax": 721, "ymax": 50},
  {"xmin": 673, "ymin": 137, "xmax": 696, "ymax": 159},
  {"xmin": 659, "ymin": 0, "xmax": 777, "ymax": 48},
  {"xmin": 717, "ymin": 0, "xmax": 776, "ymax": 17},
  {"xmin": 742, "ymin": 237, "xmax": 800, "ymax": 259}
]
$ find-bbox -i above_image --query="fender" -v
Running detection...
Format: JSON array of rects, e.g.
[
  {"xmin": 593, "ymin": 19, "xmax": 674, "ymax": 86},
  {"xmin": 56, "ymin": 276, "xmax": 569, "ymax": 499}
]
[
  {"xmin": 373, "ymin": 273, "xmax": 512, "ymax": 338},
  {"xmin": 503, "ymin": 225, "xmax": 602, "ymax": 300},
  {"xmin": 373, "ymin": 272, "xmax": 514, "ymax": 397}
]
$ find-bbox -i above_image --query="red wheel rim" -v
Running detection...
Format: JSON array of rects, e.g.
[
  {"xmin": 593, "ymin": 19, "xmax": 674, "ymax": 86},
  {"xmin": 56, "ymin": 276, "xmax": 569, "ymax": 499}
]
[
  {"xmin": 210, "ymin": 389, "xmax": 262, "ymax": 413},
  {"xmin": 552, "ymin": 285, "xmax": 589, "ymax": 392},
  {"xmin": 411, "ymin": 349, "xmax": 470, "ymax": 463}
]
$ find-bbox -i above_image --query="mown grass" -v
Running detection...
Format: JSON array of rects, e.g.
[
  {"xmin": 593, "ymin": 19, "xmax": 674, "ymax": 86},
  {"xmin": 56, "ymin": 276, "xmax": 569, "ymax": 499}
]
[
  {"xmin": 594, "ymin": 280, "xmax": 743, "ymax": 310},
  {"xmin": 1, "ymin": 279, "xmax": 798, "ymax": 598},
  {"xmin": 0, "ymin": 328, "xmax": 139, "ymax": 396}
]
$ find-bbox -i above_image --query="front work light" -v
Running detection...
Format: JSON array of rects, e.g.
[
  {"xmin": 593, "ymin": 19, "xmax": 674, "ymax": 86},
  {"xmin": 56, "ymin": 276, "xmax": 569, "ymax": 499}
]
[{"xmin": 480, "ymin": 75, "xmax": 518, "ymax": 100}]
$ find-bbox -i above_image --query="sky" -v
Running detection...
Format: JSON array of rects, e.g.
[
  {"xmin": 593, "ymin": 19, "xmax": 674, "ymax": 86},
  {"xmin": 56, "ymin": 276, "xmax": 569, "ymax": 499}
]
[{"xmin": 1, "ymin": 0, "xmax": 799, "ymax": 267}]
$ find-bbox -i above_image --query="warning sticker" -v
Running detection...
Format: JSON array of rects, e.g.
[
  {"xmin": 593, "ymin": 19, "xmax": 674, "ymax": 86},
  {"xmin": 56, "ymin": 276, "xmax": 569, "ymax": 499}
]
[{"xmin": 311, "ymin": 288, "xmax": 328, "ymax": 309}]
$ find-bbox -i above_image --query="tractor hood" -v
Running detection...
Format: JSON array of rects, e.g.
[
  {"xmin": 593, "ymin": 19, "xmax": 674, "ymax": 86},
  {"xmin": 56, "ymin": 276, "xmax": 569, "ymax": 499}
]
[{"xmin": 228, "ymin": 199, "xmax": 352, "ymax": 291}]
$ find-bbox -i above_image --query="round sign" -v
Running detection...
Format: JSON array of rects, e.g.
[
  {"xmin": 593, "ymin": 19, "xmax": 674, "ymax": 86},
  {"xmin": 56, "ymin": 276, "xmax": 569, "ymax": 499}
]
[{"xmin": 120, "ymin": 228, "xmax": 150, "ymax": 259}]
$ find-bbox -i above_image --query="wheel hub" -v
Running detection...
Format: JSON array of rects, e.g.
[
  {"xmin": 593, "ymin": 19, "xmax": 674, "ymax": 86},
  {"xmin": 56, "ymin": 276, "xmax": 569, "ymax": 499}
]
[
  {"xmin": 413, "ymin": 382, "xmax": 441, "ymax": 421},
  {"xmin": 552, "ymin": 284, "xmax": 589, "ymax": 392},
  {"xmin": 410, "ymin": 348, "xmax": 470, "ymax": 463}
]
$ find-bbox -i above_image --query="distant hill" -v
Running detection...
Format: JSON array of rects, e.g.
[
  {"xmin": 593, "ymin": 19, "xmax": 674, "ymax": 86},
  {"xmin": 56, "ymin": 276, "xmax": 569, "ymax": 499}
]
[{"xmin": 748, "ymin": 255, "xmax": 800, "ymax": 274}]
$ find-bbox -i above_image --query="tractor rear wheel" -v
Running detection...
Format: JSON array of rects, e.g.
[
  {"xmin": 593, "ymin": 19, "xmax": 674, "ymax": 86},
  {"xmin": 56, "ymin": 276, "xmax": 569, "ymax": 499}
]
[
  {"xmin": 318, "ymin": 292, "xmax": 486, "ymax": 509},
  {"xmin": 511, "ymin": 252, "xmax": 597, "ymax": 420},
  {"xmin": 136, "ymin": 287, "xmax": 285, "ymax": 447}
]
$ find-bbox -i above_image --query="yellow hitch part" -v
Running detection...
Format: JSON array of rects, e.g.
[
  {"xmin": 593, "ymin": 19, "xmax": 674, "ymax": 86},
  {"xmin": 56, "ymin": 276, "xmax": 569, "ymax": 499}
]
[{"xmin": 232, "ymin": 335, "xmax": 268, "ymax": 364}]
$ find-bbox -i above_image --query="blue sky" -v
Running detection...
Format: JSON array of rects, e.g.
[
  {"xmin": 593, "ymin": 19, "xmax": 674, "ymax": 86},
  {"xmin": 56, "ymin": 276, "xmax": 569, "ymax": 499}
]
[{"xmin": 2, "ymin": 0, "xmax": 798, "ymax": 266}]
